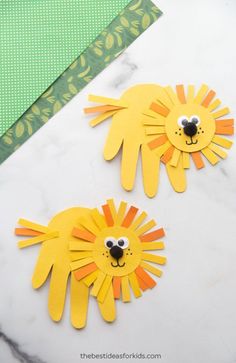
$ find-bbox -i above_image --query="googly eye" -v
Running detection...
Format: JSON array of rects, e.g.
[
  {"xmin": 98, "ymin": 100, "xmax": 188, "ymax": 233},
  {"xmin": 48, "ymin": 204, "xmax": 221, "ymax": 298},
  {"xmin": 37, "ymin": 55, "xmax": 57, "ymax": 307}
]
[
  {"xmin": 104, "ymin": 237, "xmax": 116, "ymax": 249},
  {"xmin": 190, "ymin": 115, "xmax": 201, "ymax": 125},
  {"xmin": 177, "ymin": 115, "xmax": 189, "ymax": 128},
  {"xmin": 117, "ymin": 237, "xmax": 129, "ymax": 249}
]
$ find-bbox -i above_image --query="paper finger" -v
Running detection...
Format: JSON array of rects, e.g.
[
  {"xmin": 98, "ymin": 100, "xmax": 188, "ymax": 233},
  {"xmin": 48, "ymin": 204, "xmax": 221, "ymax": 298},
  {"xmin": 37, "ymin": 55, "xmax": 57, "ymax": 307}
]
[
  {"xmin": 166, "ymin": 154, "xmax": 186, "ymax": 192},
  {"xmin": 70, "ymin": 274, "xmax": 89, "ymax": 329},
  {"xmin": 103, "ymin": 122, "xmax": 123, "ymax": 161},
  {"xmin": 141, "ymin": 144, "xmax": 160, "ymax": 198},
  {"xmin": 98, "ymin": 283, "xmax": 116, "ymax": 323},
  {"xmin": 32, "ymin": 246, "xmax": 53, "ymax": 289},
  {"xmin": 48, "ymin": 265, "xmax": 70, "ymax": 322},
  {"xmin": 121, "ymin": 138, "xmax": 140, "ymax": 191}
]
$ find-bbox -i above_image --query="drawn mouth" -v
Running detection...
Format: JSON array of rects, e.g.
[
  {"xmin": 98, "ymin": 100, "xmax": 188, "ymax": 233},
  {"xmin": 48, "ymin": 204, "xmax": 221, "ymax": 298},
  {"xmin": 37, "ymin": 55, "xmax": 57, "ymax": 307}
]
[
  {"xmin": 186, "ymin": 138, "xmax": 198, "ymax": 145},
  {"xmin": 111, "ymin": 261, "xmax": 126, "ymax": 268}
]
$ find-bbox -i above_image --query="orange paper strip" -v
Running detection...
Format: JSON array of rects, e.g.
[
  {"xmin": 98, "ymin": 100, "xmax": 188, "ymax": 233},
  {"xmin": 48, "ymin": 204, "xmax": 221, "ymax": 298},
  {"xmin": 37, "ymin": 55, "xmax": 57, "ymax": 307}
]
[
  {"xmin": 136, "ymin": 274, "xmax": 149, "ymax": 291},
  {"xmin": 215, "ymin": 119, "xmax": 234, "ymax": 127},
  {"xmin": 176, "ymin": 85, "xmax": 186, "ymax": 104},
  {"xmin": 14, "ymin": 228, "xmax": 42, "ymax": 236},
  {"xmin": 150, "ymin": 102, "xmax": 170, "ymax": 117},
  {"xmin": 74, "ymin": 262, "xmax": 98, "ymax": 281},
  {"xmin": 84, "ymin": 105, "xmax": 122, "ymax": 114},
  {"xmin": 102, "ymin": 204, "xmax": 114, "ymax": 227},
  {"xmin": 140, "ymin": 228, "xmax": 165, "ymax": 242},
  {"xmin": 148, "ymin": 135, "xmax": 168, "ymax": 150},
  {"xmin": 135, "ymin": 267, "xmax": 156, "ymax": 289},
  {"xmin": 72, "ymin": 228, "xmax": 96, "ymax": 242},
  {"xmin": 161, "ymin": 146, "xmax": 175, "ymax": 164},
  {"xmin": 113, "ymin": 276, "xmax": 121, "ymax": 299},
  {"xmin": 215, "ymin": 126, "xmax": 234, "ymax": 135},
  {"xmin": 201, "ymin": 90, "xmax": 216, "ymax": 108},
  {"xmin": 191, "ymin": 151, "xmax": 205, "ymax": 169},
  {"xmin": 122, "ymin": 206, "xmax": 139, "ymax": 228}
]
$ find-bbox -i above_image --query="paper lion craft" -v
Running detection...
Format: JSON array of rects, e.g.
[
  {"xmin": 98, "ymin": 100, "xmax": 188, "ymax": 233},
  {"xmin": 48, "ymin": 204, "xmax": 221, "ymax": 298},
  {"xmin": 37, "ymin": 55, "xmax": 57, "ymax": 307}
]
[
  {"xmin": 15, "ymin": 200, "xmax": 166, "ymax": 329},
  {"xmin": 85, "ymin": 84, "xmax": 234, "ymax": 197}
]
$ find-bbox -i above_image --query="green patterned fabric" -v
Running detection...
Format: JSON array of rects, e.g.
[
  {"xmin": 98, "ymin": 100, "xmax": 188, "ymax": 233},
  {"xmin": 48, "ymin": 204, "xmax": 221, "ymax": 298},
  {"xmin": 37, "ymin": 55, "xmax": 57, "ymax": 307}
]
[
  {"xmin": 0, "ymin": 0, "xmax": 162, "ymax": 164},
  {"xmin": 0, "ymin": 0, "xmax": 133, "ymax": 137}
]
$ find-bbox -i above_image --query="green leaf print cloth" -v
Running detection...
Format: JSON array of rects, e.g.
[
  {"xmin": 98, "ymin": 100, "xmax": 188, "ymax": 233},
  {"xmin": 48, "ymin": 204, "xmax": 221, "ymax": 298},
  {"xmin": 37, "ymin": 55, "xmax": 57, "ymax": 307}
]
[
  {"xmin": 0, "ymin": 0, "xmax": 162, "ymax": 164},
  {"xmin": 0, "ymin": 0, "xmax": 133, "ymax": 137}
]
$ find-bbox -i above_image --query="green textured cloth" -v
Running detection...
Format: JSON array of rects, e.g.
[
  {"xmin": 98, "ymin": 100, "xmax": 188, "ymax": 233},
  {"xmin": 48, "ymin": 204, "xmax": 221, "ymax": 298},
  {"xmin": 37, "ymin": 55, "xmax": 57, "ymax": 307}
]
[
  {"xmin": 0, "ymin": 0, "xmax": 162, "ymax": 164},
  {"xmin": 0, "ymin": 0, "xmax": 132, "ymax": 137}
]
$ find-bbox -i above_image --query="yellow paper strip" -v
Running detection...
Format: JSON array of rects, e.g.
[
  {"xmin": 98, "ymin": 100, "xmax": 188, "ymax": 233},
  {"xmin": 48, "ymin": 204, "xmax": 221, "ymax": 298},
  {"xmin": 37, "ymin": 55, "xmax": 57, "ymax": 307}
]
[
  {"xmin": 18, "ymin": 231, "xmax": 58, "ymax": 249},
  {"xmin": 135, "ymin": 220, "xmax": 156, "ymax": 236},
  {"xmin": 165, "ymin": 86, "xmax": 180, "ymax": 105},
  {"xmin": 208, "ymin": 98, "xmax": 221, "ymax": 112},
  {"xmin": 143, "ymin": 117, "xmax": 165, "ymax": 126},
  {"xmin": 128, "ymin": 272, "xmax": 142, "ymax": 298},
  {"xmin": 121, "ymin": 276, "xmax": 131, "ymax": 302},
  {"xmin": 155, "ymin": 141, "xmax": 171, "ymax": 157},
  {"xmin": 194, "ymin": 84, "xmax": 208, "ymax": 104},
  {"xmin": 208, "ymin": 143, "xmax": 227, "ymax": 159},
  {"xmin": 115, "ymin": 201, "xmax": 127, "ymax": 225},
  {"xmin": 82, "ymin": 270, "xmax": 99, "ymax": 287},
  {"xmin": 107, "ymin": 199, "xmax": 117, "ymax": 222},
  {"xmin": 97, "ymin": 275, "xmax": 113, "ymax": 303},
  {"xmin": 182, "ymin": 152, "xmax": 190, "ymax": 169},
  {"xmin": 90, "ymin": 271, "xmax": 106, "ymax": 297},
  {"xmin": 91, "ymin": 208, "xmax": 107, "ymax": 230},
  {"xmin": 146, "ymin": 126, "xmax": 165, "ymax": 135},
  {"xmin": 212, "ymin": 107, "xmax": 230, "ymax": 120},
  {"xmin": 169, "ymin": 148, "xmax": 181, "ymax": 167},
  {"xmin": 17, "ymin": 219, "xmax": 51, "ymax": 234},
  {"xmin": 201, "ymin": 147, "xmax": 219, "ymax": 165},
  {"xmin": 187, "ymin": 85, "xmax": 195, "ymax": 103},
  {"xmin": 70, "ymin": 251, "xmax": 93, "ymax": 261},
  {"xmin": 130, "ymin": 211, "xmax": 147, "ymax": 231},
  {"xmin": 212, "ymin": 135, "xmax": 233, "ymax": 149},
  {"xmin": 70, "ymin": 257, "xmax": 94, "ymax": 271},
  {"xmin": 89, "ymin": 110, "xmax": 118, "ymax": 127},
  {"xmin": 88, "ymin": 94, "xmax": 128, "ymax": 107},
  {"xmin": 69, "ymin": 241, "xmax": 94, "ymax": 251},
  {"xmin": 143, "ymin": 109, "xmax": 159, "ymax": 119},
  {"xmin": 141, "ymin": 242, "xmax": 165, "ymax": 251},
  {"xmin": 142, "ymin": 252, "xmax": 167, "ymax": 265},
  {"xmin": 140, "ymin": 261, "xmax": 163, "ymax": 277},
  {"xmin": 78, "ymin": 217, "xmax": 100, "ymax": 236},
  {"xmin": 157, "ymin": 91, "xmax": 174, "ymax": 109}
]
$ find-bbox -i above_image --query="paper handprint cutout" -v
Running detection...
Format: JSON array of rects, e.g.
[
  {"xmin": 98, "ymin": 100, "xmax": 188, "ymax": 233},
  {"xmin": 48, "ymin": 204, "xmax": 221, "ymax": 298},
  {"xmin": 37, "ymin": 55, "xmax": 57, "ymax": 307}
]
[
  {"xmin": 15, "ymin": 200, "xmax": 166, "ymax": 328},
  {"xmin": 85, "ymin": 84, "xmax": 234, "ymax": 196}
]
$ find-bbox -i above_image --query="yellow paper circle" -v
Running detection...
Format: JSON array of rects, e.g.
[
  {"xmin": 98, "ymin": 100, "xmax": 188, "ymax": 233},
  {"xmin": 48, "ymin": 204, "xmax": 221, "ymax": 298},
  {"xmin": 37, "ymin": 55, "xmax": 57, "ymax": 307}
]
[
  {"xmin": 93, "ymin": 226, "xmax": 142, "ymax": 277},
  {"xmin": 165, "ymin": 103, "xmax": 216, "ymax": 152}
]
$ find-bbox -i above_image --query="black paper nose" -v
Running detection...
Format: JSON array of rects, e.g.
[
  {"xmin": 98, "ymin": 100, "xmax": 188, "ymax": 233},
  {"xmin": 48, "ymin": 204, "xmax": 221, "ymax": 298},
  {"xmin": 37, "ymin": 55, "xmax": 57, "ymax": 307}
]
[
  {"xmin": 183, "ymin": 122, "xmax": 198, "ymax": 137},
  {"xmin": 110, "ymin": 245, "xmax": 123, "ymax": 260}
]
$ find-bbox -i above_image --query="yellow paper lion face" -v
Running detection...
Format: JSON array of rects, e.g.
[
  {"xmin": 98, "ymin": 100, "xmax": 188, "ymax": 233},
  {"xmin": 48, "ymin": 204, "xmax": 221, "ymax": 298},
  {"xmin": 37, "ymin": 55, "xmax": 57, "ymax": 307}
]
[
  {"xmin": 165, "ymin": 103, "xmax": 216, "ymax": 153},
  {"xmin": 93, "ymin": 226, "xmax": 142, "ymax": 276},
  {"xmin": 70, "ymin": 200, "xmax": 166, "ymax": 303},
  {"xmin": 146, "ymin": 84, "xmax": 234, "ymax": 168}
]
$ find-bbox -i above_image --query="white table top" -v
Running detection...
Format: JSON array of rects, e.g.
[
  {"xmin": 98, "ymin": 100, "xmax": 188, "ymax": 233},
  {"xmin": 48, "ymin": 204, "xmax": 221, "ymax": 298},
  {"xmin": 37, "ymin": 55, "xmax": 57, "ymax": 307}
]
[{"xmin": 0, "ymin": 0, "xmax": 236, "ymax": 362}]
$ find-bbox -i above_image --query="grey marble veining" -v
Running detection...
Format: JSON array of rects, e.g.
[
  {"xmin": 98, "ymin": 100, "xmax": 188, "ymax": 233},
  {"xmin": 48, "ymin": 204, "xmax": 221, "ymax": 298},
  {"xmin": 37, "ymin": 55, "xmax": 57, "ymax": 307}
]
[
  {"xmin": 110, "ymin": 53, "xmax": 138, "ymax": 88},
  {"xmin": 0, "ymin": 329, "xmax": 46, "ymax": 363}
]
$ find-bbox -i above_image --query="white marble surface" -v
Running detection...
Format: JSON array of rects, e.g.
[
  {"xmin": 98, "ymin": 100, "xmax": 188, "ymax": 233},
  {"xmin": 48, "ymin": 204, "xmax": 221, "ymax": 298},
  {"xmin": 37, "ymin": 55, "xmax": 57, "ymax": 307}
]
[{"xmin": 1, "ymin": 0, "xmax": 236, "ymax": 362}]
